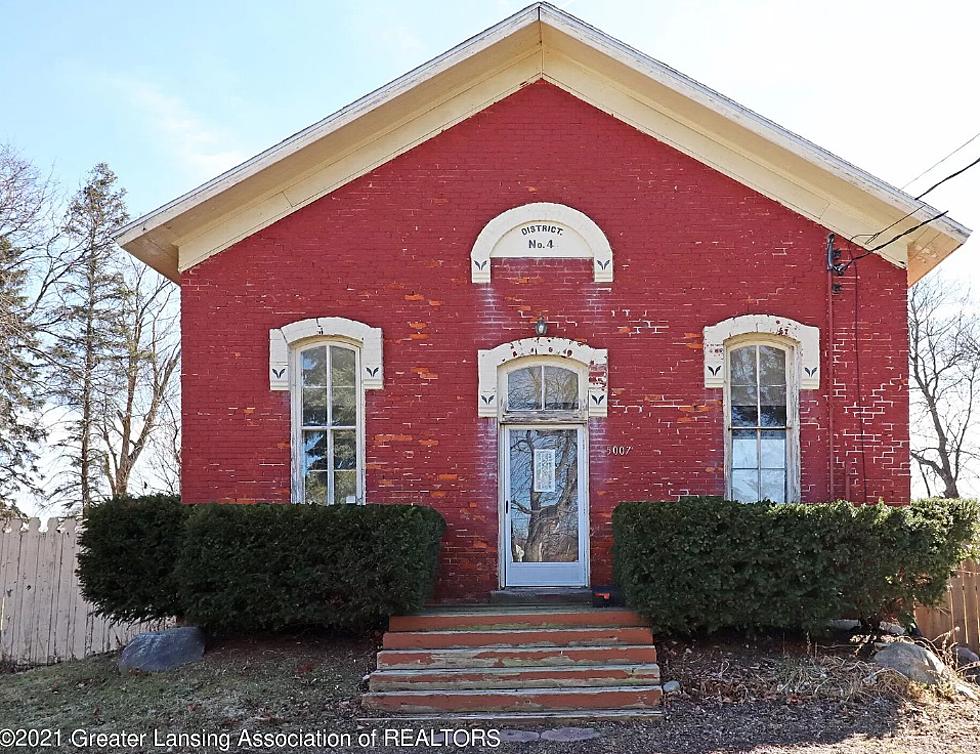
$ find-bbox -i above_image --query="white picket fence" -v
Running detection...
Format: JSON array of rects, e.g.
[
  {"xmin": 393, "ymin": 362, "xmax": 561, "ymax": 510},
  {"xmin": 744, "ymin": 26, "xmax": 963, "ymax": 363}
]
[{"xmin": 0, "ymin": 517, "xmax": 164, "ymax": 666}]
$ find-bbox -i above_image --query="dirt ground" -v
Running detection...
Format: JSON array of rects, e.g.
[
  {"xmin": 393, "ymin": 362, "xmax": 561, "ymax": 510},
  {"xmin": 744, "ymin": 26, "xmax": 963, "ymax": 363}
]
[{"xmin": 1, "ymin": 631, "xmax": 978, "ymax": 753}]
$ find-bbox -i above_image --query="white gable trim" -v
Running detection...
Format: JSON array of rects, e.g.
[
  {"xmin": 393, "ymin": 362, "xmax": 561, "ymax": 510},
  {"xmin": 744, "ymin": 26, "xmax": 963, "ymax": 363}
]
[
  {"xmin": 471, "ymin": 202, "xmax": 613, "ymax": 283},
  {"xmin": 116, "ymin": 3, "xmax": 969, "ymax": 285},
  {"xmin": 703, "ymin": 314, "xmax": 820, "ymax": 390},
  {"xmin": 477, "ymin": 337, "xmax": 608, "ymax": 418},
  {"xmin": 270, "ymin": 317, "xmax": 383, "ymax": 391}
]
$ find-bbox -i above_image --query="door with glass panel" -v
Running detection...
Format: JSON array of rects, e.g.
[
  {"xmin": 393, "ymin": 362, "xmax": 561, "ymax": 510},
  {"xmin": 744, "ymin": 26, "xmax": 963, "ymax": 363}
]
[
  {"xmin": 295, "ymin": 343, "xmax": 360, "ymax": 504},
  {"xmin": 728, "ymin": 343, "xmax": 789, "ymax": 502},
  {"xmin": 501, "ymin": 362, "xmax": 588, "ymax": 587}
]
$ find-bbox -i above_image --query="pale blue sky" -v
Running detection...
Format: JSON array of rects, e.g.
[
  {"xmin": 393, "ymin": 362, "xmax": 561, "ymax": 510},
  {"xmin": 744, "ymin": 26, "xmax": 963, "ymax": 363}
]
[
  {"xmin": 4, "ymin": 0, "xmax": 979, "ymax": 264},
  {"xmin": 3, "ymin": 1, "xmax": 979, "ymax": 506}
]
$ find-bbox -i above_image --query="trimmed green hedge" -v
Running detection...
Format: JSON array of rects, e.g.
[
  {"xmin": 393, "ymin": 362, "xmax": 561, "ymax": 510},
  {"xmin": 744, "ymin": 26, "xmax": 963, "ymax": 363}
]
[
  {"xmin": 77, "ymin": 498, "xmax": 445, "ymax": 633},
  {"xmin": 77, "ymin": 494, "xmax": 188, "ymax": 622},
  {"xmin": 175, "ymin": 503, "xmax": 445, "ymax": 632},
  {"xmin": 613, "ymin": 496, "xmax": 979, "ymax": 634}
]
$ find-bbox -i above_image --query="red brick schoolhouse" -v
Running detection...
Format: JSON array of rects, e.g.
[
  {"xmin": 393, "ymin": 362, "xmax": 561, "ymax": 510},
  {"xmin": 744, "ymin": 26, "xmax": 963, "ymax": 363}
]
[{"xmin": 118, "ymin": 3, "xmax": 971, "ymax": 603}]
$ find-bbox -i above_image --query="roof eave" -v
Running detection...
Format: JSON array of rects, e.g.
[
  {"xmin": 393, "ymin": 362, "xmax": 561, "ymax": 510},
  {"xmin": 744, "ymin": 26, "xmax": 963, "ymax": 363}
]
[{"xmin": 116, "ymin": 1, "xmax": 972, "ymax": 287}]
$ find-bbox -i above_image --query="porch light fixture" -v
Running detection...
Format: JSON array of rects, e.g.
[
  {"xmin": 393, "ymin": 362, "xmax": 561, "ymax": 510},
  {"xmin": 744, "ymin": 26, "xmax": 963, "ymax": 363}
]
[{"xmin": 534, "ymin": 316, "xmax": 548, "ymax": 337}]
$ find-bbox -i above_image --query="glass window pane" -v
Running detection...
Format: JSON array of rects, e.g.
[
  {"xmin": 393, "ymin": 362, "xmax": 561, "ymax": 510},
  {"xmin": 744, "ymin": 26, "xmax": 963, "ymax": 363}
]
[
  {"xmin": 543, "ymin": 366, "xmax": 579, "ymax": 410},
  {"xmin": 731, "ymin": 469, "xmax": 759, "ymax": 503},
  {"xmin": 303, "ymin": 431, "xmax": 329, "ymax": 471},
  {"xmin": 758, "ymin": 345, "xmax": 786, "ymax": 386},
  {"xmin": 732, "ymin": 429, "xmax": 758, "ymax": 469},
  {"xmin": 331, "ymin": 387, "xmax": 357, "ymax": 426},
  {"xmin": 334, "ymin": 470, "xmax": 357, "ymax": 504},
  {"xmin": 302, "ymin": 346, "xmax": 327, "ymax": 387},
  {"xmin": 302, "ymin": 388, "xmax": 328, "ymax": 426},
  {"xmin": 304, "ymin": 471, "xmax": 328, "ymax": 505},
  {"xmin": 729, "ymin": 346, "xmax": 757, "ymax": 386},
  {"xmin": 760, "ymin": 430, "xmax": 786, "ymax": 468},
  {"xmin": 731, "ymin": 384, "xmax": 758, "ymax": 426},
  {"xmin": 760, "ymin": 382, "xmax": 786, "ymax": 428},
  {"xmin": 508, "ymin": 366, "xmax": 542, "ymax": 410},
  {"xmin": 331, "ymin": 346, "xmax": 356, "ymax": 388},
  {"xmin": 760, "ymin": 383, "xmax": 786, "ymax": 407},
  {"xmin": 508, "ymin": 428, "xmax": 579, "ymax": 563},
  {"xmin": 761, "ymin": 470, "xmax": 786, "ymax": 503},
  {"xmin": 332, "ymin": 430, "xmax": 357, "ymax": 470},
  {"xmin": 760, "ymin": 403, "xmax": 787, "ymax": 428}
]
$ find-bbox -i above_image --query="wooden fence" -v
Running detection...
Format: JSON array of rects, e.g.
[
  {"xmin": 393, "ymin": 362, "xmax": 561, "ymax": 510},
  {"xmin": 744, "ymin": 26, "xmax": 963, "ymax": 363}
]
[
  {"xmin": 0, "ymin": 517, "xmax": 164, "ymax": 666},
  {"xmin": 915, "ymin": 559, "xmax": 980, "ymax": 653}
]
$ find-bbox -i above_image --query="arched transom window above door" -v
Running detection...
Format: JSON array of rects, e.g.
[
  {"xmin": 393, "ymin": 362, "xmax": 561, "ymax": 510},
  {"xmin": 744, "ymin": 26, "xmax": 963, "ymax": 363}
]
[
  {"xmin": 470, "ymin": 203, "xmax": 613, "ymax": 284},
  {"xmin": 477, "ymin": 337, "xmax": 608, "ymax": 418},
  {"xmin": 507, "ymin": 364, "xmax": 580, "ymax": 412}
]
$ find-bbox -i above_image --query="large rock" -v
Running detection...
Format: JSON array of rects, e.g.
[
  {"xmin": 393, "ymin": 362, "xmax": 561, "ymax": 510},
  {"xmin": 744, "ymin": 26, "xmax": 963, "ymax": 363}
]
[
  {"xmin": 956, "ymin": 646, "xmax": 980, "ymax": 684},
  {"xmin": 873, "ymin": 641, "xmax": 948, "ymax": 685},
  {"xmin": 118, "ymin": 627, "xmax": 205, "ymax": 672},
  {"xmin": 955, "ymin": 645, "xmax": 980, "ymax": 667}
]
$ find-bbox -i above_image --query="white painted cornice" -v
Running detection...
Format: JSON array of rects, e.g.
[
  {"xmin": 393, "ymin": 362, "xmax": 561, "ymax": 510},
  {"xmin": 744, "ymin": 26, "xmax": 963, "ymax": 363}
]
[{"xmin": 116, "ymin": 2, "xmax": 970, "ymax": 286}]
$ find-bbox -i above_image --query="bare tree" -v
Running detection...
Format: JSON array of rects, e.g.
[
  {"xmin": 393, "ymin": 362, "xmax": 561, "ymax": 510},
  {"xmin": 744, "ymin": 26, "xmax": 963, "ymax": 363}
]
[
  {"xmin": 0, "ymin": 145, "xmax": 68, "ymax": 505},
  {"xmin": 98, "ymin": 258, "xmax": 180, "ymax": 497},
  {"xmin": 908, "ymin": 275, "xmax": 980, "ymax": 498},
  {"xmin": 147, "ymin": 375, "xmax": 181, "ymax": 496},
  {"xmin": 50, "ymin": 164, "xmax": 128, "ymax": 510}
]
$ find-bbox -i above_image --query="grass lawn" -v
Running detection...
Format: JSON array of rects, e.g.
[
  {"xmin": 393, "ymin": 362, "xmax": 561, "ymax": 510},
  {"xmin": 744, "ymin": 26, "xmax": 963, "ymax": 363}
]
[{"xmin": 1, "ymin": 631, "xmax": 978, "ymax": 753}]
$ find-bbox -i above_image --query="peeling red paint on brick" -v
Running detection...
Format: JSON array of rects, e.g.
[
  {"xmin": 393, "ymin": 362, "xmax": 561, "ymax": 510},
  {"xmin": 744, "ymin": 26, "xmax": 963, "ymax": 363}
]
[{"xmin": 180, "ymin": 81, "xmax": 910, "ymax": 602}]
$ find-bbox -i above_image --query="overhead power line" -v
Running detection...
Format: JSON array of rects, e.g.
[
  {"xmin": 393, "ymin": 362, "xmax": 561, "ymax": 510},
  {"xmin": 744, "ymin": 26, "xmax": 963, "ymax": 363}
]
[
  {"xmin": 913, "ymin": 154, "xmax": 980, "ymax": 200},
  {"xmin": 845, "ymin": 146, "xmax": 980, "ymax": 254},
  {"xmin": 837, "ymin": 210, "xmax": 950, "ymax": 273},
  {"xmin": 901, "ymin": 128, "xmax": 980, "ymax": 190}
]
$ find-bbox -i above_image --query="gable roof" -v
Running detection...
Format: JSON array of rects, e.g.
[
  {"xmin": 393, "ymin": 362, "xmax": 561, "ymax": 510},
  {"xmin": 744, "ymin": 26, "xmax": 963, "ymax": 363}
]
[{"xmin": 116, "ymin": 2, "xmax": 970, "ymax": 285}]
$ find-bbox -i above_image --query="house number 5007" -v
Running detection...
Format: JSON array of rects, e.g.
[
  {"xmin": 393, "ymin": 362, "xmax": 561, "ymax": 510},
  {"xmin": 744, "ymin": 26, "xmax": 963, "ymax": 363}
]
[{"xmin": 607, "ymin": 446, "xmax": 632, "ymax": 456}]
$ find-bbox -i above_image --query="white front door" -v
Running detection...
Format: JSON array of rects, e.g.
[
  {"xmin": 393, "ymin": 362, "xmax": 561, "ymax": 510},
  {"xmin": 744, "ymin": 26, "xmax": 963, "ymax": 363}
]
[{"xmin": 502, "ymin": 425, "xmax": 588, "ymax": 587}]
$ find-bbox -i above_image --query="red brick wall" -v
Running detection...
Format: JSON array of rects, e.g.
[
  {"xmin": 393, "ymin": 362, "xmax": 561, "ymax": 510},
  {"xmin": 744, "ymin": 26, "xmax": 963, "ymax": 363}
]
[{"xmin": 180, "ymin": 81, "xmax": 910, "ymax": 601}]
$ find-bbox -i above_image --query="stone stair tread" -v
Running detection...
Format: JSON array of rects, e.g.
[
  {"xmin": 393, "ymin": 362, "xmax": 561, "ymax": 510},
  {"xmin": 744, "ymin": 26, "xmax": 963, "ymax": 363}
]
[
  {"xmin": 382, "ymin": 626, "xmax": 654, "ymax": 650},
  {"xmin": 400, "ymin": 606, "xmax": 636, "ymax": 616},
  {"xmin": 368, "ymin": 663, "xmax": 660, "ymax": 690},
  {"xmin": 373, "ymin": 662, "xmax": 659, "ymax": 676},
  {"xmin": 358, "ymin": 708, "xmax": 665, "ymax": 722},
  {"xmin": 489, "ymin": 588, "xmax": 593, "ymax": 605},
  {"xmin": 365, "ymin": 684, "xmax": 662, "ymax": 696},
  {"xmin": 361, "ymin": 685, "xmax": 664, "ymax": 713},
  {"xmin": 388, "ymin": 607, "xmax": 649, "ymax": 632},
  {"xmin": 376, "ymin": 643, "xmax": 658, "ymax": 669}
]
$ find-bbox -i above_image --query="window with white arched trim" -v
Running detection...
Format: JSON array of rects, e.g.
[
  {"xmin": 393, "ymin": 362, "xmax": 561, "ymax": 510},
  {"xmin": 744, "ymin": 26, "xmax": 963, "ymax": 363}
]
[
  {"xmin": 291, "ymin": 340, "xmax": 363, "ymax": 504},
  {"xmin": 505, "ymin": 362, "xmax": 581, "ymax": 414},
  {"xmin": 725, "ymin": 338, "xmax": 800, "ymax": 503},
  {"xmin": 477, "ymin": 337, "xmax": 608, "ymax": 418}
]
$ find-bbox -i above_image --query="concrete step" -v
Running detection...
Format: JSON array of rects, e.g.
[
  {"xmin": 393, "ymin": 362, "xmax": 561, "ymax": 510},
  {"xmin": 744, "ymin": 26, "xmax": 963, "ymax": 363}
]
[
  {"xmin": 368, "ymin": 663, "xmax": 661, "ymax": 691},
  {"xmin": 381, "ymin": 626, "xmax": 654, "ymax": 650},
  {"xmin": 358, "ymin": 708, "xmax": 664, "ymax": 722},
  {"xmin": 388, "ymin": 607, "xmax": 648, "ymax": 632},
  {"xmin": 361, "ymin": 685, "xmax": 663, "ymax": 714},
  {"xmin": 490, "ymin": 587, "xmax": 592, "ymax": 605},
  {"xmin": 376, "ymin": 644, "xmax": 658, "ymax": 670}
]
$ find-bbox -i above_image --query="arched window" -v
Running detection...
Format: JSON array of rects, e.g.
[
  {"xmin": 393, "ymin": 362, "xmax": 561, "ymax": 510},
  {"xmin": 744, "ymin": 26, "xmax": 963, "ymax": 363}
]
[
  {"xmin": 506, "ymin": 364, "xmax": 580, "ymax": 412},
  {"xmin": 705, "ymin": 314, "xmax": 814, "ymax": 503},
  {"xmin": 726, "ymin": 340, "xmax": 798, "ymax": 502},
  {"xmin": 270, "ymin": 316, "xmax": 381, "ymax": 505},
  {"xmin": 476, "ymin": 337, "xmax": 608, "ymax": 418},
  {"xmin": 292, "ymin": 341, "xmax": 362, "ymax": 504}
]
